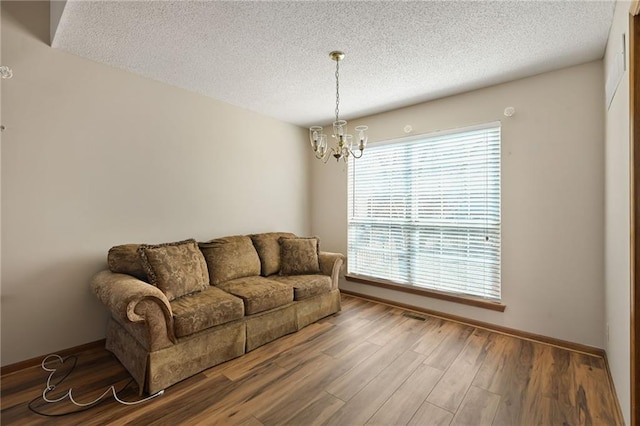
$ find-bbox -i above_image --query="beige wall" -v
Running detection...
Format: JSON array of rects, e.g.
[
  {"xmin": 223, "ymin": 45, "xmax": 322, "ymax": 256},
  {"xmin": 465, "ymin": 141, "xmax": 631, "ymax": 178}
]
[
  {"xmin": 311, "ymin": 61, "xmax": 605, "ymax": 348},
  {"xmin": 604, "ymin": 1, "xmax": 631, "ymax": 423},
  {"xmin": 0, "ymin": 1, "xmax": 309, "ymax": 366}
]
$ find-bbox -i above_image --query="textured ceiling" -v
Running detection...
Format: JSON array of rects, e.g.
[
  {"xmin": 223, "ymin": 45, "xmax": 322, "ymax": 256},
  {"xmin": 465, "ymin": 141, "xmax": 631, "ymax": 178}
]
[{"xmin": 52, "ymin": 1, "xmax": 616, "ymax": 127}]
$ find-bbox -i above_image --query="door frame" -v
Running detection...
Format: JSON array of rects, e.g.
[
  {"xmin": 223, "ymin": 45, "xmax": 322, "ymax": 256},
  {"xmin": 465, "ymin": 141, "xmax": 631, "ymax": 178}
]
[{"xmin": 630, "ymin": 3, "xmax": 639, "ymax": 425}]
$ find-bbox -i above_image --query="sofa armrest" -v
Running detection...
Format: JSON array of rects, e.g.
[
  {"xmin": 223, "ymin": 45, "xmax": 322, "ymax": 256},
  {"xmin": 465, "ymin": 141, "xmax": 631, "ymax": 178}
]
[
  {"xmin": 91, "ymin": 270, "xmax": 176, "ymax": 350},
  {"xmin": 319, "ymin": 251, "xmax": 345, "ymax": 290}
]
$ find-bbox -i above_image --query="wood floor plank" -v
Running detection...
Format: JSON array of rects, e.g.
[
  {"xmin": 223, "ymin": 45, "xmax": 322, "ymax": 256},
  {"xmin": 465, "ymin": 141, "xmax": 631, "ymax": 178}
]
[
  {"xmin": 573, "ymin": 352, "xmax": 621, "ymax": 425},
  {"xmin": 274, "ymin": 318, "xmax": 372, "ymax": 371},
  {"xmin": 172, "ymin": 365, "xmax": 287, "ymax": 425},
  {"xmin": 543, "ymin": 346, "xmax": 577, "ymax": 407},
  {"xmin": 536, "ymin": 346, "xmax": 580, "ymax": 425},
  {"xmin": 283, "ymin": 391, "xmax": 345, "ymax": 426},
  {"xmin": 329, "ymin": 315, "xmax": 372, "ymax": 332},
  {"xmin": 234, "ymin": 415, "xmax": 264, "ymax": 426},
  {"xmin": 410, "ymin": 317, "xmax": 451, "ymax": 356},
  {"xmin": 471, "ymin": 332, "xmax": 519, "ymax": 393},
  {"xmin": 190, "ymin": 353, "xmax": 333, "ymax": 424},
  {"xmin": 323, "ymin": 309, "xmax": 405, "ymax": 358},
  {"xmin": 487, "ymin": 338, "xmax": 537, "ymax": 426},
  {"xmin": 535, "ymin": 396, "xmax": 578, "ymax": 426},
  {"xmin": 219, "ymin": 321, "xmax": 334, "ymax": 381},
  {"xmin": 423, "ymin": 322, "xmax": 475, "ymax": 370},
  {"xmin": 324, "ymin": 350, "xmax": 424, "ymax": 425},
  {"xmin": 496, "ymin": 345, "xmax": 556, "ymax": 424},
  {"xmin": 356, "ymin": 302, "xmax": 396, "ymax": 321},
  {"xmin": 450, "ymin": 385, "xmax": 500, "ymax": 426},
  {"xmin": 325, "ymin": 299, "xmax": 381, "ymax": 326},
  {"xmin": 366, "ymin": 364, "xmax": 444, "ymax": 426},
  {"xmin": 407, "ymin": 401, "xmax": 454, "ymax": 426},
  {"xmin": 325, "ymin": 331, "xmax": 419, "ymax": 401},
  {"xmin": 225, "ymin": 354, "xmax": 338, "ymax": 424},
  {"xmin": 255, "ymin": 341, "xmax": 381, "ymax": 425},
  {"xmin": 100, "ymin": 371, "xmax": 236, "ymax": 425},
  {"xmin": 367, "ymin": 315, "xmax": 429, "ymax": 346},
  {"xmin": 426, "ymin": 328, "xmax": 490, "ymax": 412}
]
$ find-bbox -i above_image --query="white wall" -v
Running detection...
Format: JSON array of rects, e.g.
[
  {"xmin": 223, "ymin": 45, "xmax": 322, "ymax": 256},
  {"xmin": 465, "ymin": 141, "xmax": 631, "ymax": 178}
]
[
  {"xmin": 1, "ymin": 1, "xmax": 309, "ymax": 366},
  {"xmin": 604, "ymin": 1, "xmax": 631, "ymax": 423},
  {"xmin": 311, "ymin": 61, "xmax": 605, "ymax": 349}
]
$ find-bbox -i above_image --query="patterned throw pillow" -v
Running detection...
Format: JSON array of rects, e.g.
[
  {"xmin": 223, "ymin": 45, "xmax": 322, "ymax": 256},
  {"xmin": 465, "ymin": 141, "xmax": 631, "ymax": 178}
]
[
  {"xmin": 138, "ymin": 239, "xmax": 209, "ymax": 301},
  {"xmin": 108, "ymin": 244, "xmax": 147, "ymax": 281},
  {"xmin": 250, "ymin": 232, "xmax": 297, "ymax": 276},
  {"xmin": 278, "ymin": 237, "xmax": 321, "ymax": 276}
]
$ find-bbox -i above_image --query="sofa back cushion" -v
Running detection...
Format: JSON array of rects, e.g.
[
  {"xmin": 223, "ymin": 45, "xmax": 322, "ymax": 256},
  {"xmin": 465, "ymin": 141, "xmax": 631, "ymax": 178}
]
[
  {"xmin": 249, "ymin": 232, "xmax": 296, "ymax": 276},
  {"xmin": 138, "ymin": 239, "xmax": 209, "ymax": 301},
  {"xmin": 279, "ymin": 236, "xmax": 321, "ymax": 275},
  {"xmin": 199, "ymin": 235, "xmax": 261, "ymax": 285},
  {"xmin": 108, "ymin": 244, "xmax": 148, "ymax": 281}
]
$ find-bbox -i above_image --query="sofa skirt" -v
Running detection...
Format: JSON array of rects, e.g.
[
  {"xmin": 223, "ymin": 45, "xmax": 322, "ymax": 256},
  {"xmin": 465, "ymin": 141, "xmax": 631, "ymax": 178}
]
[
  {"xmin": 296, "ymin": 289, "xmax": 341, "ymax": 329},
  {"xmin": 106, "ymin": 317, "xmax": 246, "ymax": 394},
  {"xmin": 106, "ymin": 318, "xmax": 148, "ymax": 394},
  {"xmin": 245, "ymin": 303, "xmax": 298, "ymax": 352},
  {"xmin": 147, "ymin": 320, "xmax": 246, "ymax": 394}
]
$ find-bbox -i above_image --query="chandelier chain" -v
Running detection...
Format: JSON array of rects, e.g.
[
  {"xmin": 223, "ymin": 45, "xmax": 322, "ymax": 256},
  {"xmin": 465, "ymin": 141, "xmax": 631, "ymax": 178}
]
[{"xmin": 335, "ymin": 60, "xmax": 340, "ymax": 123}]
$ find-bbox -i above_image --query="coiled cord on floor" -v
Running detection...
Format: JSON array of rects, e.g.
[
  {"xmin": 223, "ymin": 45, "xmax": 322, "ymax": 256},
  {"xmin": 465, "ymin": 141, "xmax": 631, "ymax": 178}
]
[{"xmin": 28, "ymin": 354, "xmax": 164, "ymax": 417}]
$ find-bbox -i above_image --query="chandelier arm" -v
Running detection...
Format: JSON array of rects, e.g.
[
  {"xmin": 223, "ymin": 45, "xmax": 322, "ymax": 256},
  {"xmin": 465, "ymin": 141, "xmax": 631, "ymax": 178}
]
[
  {"xmin": 323, "ymin": 148, "xmax": 335, "ymax": 163},
  {"xmin": 349, "ymin": 149, "xmax": 364, "ymax": 159},
  {"xmin": 315, "ymin": 147, "xmax": 334, "ymax": 163}
]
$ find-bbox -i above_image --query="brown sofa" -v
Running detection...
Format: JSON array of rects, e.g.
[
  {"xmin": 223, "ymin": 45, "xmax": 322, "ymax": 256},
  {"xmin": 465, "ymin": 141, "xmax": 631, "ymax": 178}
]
[{"xmin": 91, "ymin": 232, "xmax": 343, "ymax": 394}]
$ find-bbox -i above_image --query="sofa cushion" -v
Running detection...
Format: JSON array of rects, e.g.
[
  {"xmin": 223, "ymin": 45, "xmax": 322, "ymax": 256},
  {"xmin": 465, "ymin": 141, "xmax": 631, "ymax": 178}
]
[
  {"xmin": 249, "ymin": 232, "xmax": 297, "ymax": 276},
  {"xmin": 279, "ymin": 237, "xmax": 321, "ymax": 275},
  {"xmin": 108, "ymin": 244, "xmax": 148, "ymax": 281},
  {"xmin": 170, "ymin": 286, "xmax": 245, "ymax": 338},
  {"xmin": 216, "ymin": 276, "xmax": 293, "ymax": 315},
  {"xmin": 138, "ymin": 239, "xmax": 209, "ymax": 301},
  {"xmin": 199, "ymin": 236, "xmax": 261, "ymax": 285},
  {"xmin": 269, "ymin": 275, "xmax": 332, "ymax": 301}
]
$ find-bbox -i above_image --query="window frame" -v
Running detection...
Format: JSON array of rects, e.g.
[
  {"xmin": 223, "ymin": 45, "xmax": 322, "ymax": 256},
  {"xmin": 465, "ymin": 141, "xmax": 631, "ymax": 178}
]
[{"xmin": 346, "ymin": 122, "xmax": 503, "ymax": 311}]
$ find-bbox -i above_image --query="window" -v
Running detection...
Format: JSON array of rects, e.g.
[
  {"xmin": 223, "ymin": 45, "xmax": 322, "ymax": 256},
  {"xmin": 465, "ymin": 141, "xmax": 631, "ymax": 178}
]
[{"xmin": 347, "ymin": 122, "xmax": 501, "ymax": 301}]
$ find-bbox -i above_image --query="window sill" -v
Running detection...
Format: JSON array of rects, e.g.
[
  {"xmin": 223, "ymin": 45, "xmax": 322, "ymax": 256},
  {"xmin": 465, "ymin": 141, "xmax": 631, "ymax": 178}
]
[{"xmin": 345, "ymin": 274, "xmax": 506, "ymax": 312}]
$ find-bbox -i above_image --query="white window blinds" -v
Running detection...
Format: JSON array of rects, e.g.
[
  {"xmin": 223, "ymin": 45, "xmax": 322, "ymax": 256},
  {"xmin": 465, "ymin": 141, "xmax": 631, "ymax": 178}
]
[{"xmin": 347, "ymin": 123, "xmax": 501, "ymax": 301}]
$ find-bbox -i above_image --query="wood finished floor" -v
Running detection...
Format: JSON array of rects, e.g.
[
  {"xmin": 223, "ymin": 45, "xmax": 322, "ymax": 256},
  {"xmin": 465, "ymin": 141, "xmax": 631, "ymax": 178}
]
[{"xmin": 1, "ymin": 294, "xmax": 622, "ymax": 425}]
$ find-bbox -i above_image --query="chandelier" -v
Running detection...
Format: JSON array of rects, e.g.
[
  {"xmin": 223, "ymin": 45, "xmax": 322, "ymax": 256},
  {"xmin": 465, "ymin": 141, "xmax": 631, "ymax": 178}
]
[{"xmin": 309, "ymin": 51, "xmax": 368, "ymax": 162}]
